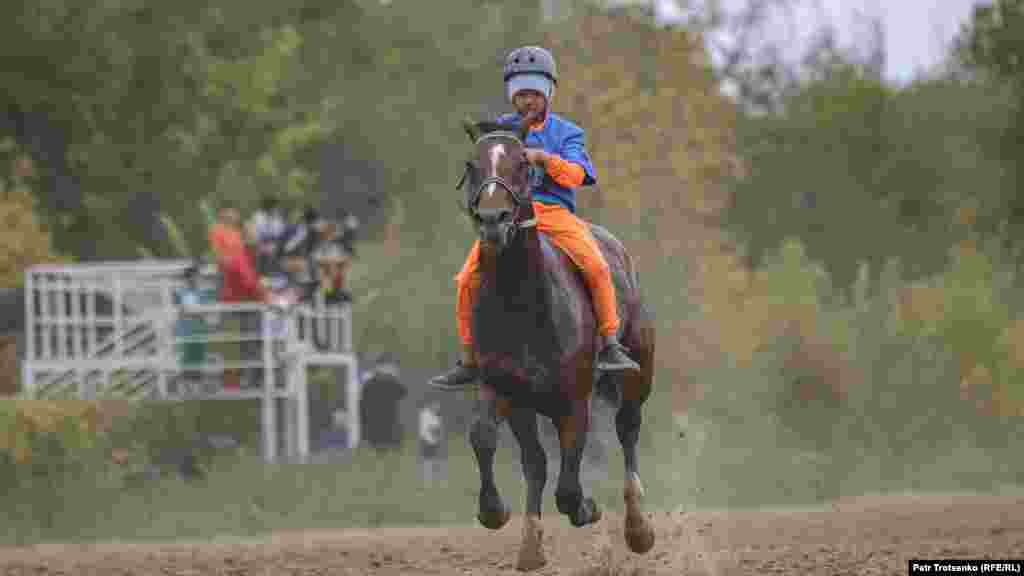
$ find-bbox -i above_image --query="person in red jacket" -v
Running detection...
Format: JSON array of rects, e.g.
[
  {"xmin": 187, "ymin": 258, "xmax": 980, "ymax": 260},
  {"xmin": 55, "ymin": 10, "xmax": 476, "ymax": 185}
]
[
  {"xmin": 209, "ymin": 203, "xmax": 243, "ymax": 264},
  {"xmin": 218, "ymin": 227, "xmax": 295, "ymax": 390}
]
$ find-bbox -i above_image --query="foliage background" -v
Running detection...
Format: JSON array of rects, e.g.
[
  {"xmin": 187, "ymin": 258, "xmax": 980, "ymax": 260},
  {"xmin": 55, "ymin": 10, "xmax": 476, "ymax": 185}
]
[{"xmin": 3, "ymin": 0, "xmax": 1024, "ymax": 547}]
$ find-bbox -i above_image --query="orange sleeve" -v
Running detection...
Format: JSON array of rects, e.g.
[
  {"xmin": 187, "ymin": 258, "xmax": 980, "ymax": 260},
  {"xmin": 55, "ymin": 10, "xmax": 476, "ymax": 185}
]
[{"xmin": 545, "ymin": 154, "xmax": 586, "ymax": 188}]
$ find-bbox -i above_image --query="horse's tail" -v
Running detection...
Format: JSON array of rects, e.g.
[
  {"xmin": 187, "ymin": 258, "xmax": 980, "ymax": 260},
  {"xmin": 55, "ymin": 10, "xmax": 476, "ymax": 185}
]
[{"xmin": 620, "ymin": 237, "xmax": 643, "ymax": 294}]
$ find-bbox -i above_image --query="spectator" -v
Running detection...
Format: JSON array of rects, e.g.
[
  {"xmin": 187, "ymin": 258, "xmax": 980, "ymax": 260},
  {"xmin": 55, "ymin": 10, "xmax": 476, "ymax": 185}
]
[
  {"xmin": 250, "ymin": 195, "xmax": 286, "ymax": 276},
  {"xmin": 173, "ymin": 262, "xmax": 210, "ymax": 383},
  {"xmin": 277, "ymin": 207, "xmax": 316, "ymax": 297},
  {"xmin": 208, "ymin": 203, "xmax": 243, "ymax": 264},
  {"xmin": 280, "ymin": 245, "xmax": 314, "ymax": 303},
  {"xmin": 315, "ymin": 241, "xmax": 353, "ymax": 305},
  {"xmin": 418, "ymin": 399, "xmax": 445, "ymax": 487},
  {"xmin": 339, "ymin": 209, "xmax": 360, "ymax": 257},
  {"xmin": 359, "ymin": 351, "xmax": 407, "ymax": 452},
  {"xmin": 279, "ymin": 206, "xmax": 321, "ymax": 257},
  {"xmin": 312, "ymin": 408, "xmax": 352, "ymax": 463},
  {"xmin": 217, "ymin": 226, "xmax": 295, "ymax": 390},
  {"xmin": 281, "ymin": 206, "xmax": 342, "ymax": 303}
]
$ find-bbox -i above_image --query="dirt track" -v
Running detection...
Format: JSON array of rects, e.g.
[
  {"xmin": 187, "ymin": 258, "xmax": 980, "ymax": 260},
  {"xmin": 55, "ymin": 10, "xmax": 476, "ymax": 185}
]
[{"xmin": 1, "ymin": 493, "xmax": 1022, "ymax": 575}]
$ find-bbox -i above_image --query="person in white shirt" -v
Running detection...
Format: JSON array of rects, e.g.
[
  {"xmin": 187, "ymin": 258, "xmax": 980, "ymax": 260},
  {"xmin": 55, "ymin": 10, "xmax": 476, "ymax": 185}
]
[
  {"xmin": 250, "ymin": 195, "xmax": 286, "ymax": 275},
  {"xmin": 418, "ymin": 399, "xmax": 445, "ymax": 486}
]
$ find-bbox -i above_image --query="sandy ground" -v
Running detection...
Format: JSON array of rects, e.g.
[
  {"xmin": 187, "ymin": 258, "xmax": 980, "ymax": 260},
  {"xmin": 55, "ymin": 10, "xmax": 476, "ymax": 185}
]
[{"xmin": 1, "ymin": 493, "xmax": 1022, "ymax": 575}]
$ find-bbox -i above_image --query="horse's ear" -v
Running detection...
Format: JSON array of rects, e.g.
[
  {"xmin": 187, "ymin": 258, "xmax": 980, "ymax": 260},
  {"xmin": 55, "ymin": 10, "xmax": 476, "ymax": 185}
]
[{"xmin": 462, "ymin": 117, "xmax": 479, "ymax": 143}]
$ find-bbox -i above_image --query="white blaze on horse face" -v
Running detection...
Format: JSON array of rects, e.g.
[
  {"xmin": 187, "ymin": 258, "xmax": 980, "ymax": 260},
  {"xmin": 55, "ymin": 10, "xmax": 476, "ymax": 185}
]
[{"xmin": 485, "ymin": 143, "xmax": 507, "ymax": 199}]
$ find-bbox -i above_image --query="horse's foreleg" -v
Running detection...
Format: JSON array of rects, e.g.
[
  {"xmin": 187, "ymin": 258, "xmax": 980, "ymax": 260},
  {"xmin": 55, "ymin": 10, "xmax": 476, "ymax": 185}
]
[
  {"xmin": 617, "ymin": 397, "xmax": 655, "ymax": 554},
  {"xmin": 507, "ymin": 408, "xmax": 547, "ymax": 572},
  {"xmin": 470, "ymin": 392, "xmax": 510, "ymax": 530},
  {"xmin": 555, "ymin": 399, "xmax": 602, "ymax": 528}
]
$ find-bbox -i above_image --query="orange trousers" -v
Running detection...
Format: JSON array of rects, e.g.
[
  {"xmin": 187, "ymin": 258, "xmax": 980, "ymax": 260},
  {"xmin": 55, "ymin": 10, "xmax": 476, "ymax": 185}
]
[{"xmin": 455, "ymin": 202, "xmax": 620, "ymax": 345}]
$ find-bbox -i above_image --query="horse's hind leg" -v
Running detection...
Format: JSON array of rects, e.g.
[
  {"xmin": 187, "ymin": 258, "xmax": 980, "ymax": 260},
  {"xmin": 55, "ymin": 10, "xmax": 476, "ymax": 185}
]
[
  {"xmin": 507, "ymin": 407, "xmax": 548, "ymax": 572},
  {"xmin": 618, "ymin": 344, "xmax": 656, "ymax": 554},
  {"xmin": 555, "ymin": 399, "xmax": 602, "ymax": 528},
  {"xmin": 470, "ymin": 389, "xmax": 510, "ymax": 531}
]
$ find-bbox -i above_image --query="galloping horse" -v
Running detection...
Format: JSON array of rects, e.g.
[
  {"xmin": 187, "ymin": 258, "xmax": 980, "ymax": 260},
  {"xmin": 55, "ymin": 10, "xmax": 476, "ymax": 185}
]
[{"xmin": 457, "ymin": 119, "xmax": 656, "ymax": 571}]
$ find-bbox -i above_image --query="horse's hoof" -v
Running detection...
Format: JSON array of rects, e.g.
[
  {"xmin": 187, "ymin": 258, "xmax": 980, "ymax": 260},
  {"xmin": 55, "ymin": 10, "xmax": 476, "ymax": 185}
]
[
  {"xmin": 624, "ymin": 513, "xmax": 656, "ymax": 555},
  {"xmin": 477, "ymin": 505, "xmax": 511, "ymax": 530},
  {"xmin": 516, "ymin": 548, "xmax": 548, "ymax": 572},
  {"xmin": 624, "ymin": 477, "xmax": 655, "ymax": 554},
  {"xmin": 516, "ymin": 516, "xmax": 547, "ymax": 572},
  {"xmin": 570, "ymin": 497, "xmax": 602, "ymax": 527}
]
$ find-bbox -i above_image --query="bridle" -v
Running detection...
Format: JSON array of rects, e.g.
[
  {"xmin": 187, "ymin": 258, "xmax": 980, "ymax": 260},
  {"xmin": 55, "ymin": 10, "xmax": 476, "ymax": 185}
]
[{"xmin": 456, "ymin": 131, "xmax": 537, "ymax": 230}]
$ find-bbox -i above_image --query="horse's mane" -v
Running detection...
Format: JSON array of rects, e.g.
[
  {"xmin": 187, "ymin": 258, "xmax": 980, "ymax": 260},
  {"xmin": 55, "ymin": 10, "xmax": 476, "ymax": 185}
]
[
  {"xmin": 475, "ymin": 121, "xmax": 521, "ymax": 136},
  {"xmin": 463, "ymin": 118, "xmax": 528, "ymax": 145}
]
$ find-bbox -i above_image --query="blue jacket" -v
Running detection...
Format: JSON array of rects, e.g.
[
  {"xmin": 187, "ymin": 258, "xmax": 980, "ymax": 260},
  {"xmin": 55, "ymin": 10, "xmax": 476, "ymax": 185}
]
[{"xmin": 496, "ymin": 112, "xmax": 597, "ymax": 213}]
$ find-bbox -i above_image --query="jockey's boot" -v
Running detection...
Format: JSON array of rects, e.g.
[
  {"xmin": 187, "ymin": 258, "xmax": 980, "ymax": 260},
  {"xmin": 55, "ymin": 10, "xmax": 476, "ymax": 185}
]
[
  {"xmin": 597, "ymin": 334, "xmax": 641, "ymax": 373},
  {"xmin": 429, "ymin": 344, "xmax": 480, "ymax": 390}
]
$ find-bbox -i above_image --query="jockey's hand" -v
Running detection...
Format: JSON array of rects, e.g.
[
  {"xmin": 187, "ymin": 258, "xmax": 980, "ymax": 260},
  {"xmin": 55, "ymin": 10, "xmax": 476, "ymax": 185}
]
[{"xmin": 525, "ymin": 148, "xmax": 548, "ymax": 168}]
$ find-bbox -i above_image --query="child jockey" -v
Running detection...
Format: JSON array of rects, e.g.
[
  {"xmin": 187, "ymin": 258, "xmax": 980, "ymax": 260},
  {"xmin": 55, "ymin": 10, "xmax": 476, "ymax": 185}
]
[{"xmin": 430, "ymin": 45, "xmax": 640, "ymax": 390}]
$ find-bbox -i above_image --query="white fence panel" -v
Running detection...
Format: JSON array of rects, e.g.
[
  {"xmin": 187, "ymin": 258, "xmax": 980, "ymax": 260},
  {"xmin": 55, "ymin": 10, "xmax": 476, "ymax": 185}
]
[{"xmin": 22, "ymin": 261, "xmax": 360, "ymax": 463}]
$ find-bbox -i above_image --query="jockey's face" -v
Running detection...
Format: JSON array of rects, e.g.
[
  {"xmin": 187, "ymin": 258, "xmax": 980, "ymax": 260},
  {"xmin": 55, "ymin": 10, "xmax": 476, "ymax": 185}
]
[{"xmin": 512, "ymin": 90, "xmax": 547, "ymax": 122}]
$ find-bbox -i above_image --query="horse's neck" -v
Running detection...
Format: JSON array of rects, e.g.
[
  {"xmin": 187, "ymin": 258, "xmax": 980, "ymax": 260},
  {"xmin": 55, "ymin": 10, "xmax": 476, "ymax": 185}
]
[{"xmin": 477, "ymin": 231, "xmax": 579, "ymax": 372}]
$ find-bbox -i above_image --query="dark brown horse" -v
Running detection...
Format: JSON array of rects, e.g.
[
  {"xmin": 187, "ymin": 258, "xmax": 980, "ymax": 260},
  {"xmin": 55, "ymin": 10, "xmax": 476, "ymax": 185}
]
[{"xmin": 457, "ymin": 119, "xmax": 656, "ymax": 571}]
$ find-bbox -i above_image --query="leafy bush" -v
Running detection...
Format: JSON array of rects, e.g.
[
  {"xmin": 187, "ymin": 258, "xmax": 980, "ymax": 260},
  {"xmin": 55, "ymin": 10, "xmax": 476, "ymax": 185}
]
[
  {"xmin": 0, "ymin": 172, "xmax": 69, "ymax": 289},
  {"xmin": 677, "ymin": 235, "xmax": 1024, "ymax": 508},
  {"xmin": 0, "ymin": 401, "xmax": 111, "ymax": 468}
]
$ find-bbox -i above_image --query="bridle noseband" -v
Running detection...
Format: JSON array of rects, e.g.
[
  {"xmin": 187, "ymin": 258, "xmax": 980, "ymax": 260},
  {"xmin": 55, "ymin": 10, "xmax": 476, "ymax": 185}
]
[
  {"xmin": 456, "ymin": 131, "xmax": 537, "ymax": 230},
  {"xmin": 477, "ymin": 175, "xmax": 526, "ymax": 208}
]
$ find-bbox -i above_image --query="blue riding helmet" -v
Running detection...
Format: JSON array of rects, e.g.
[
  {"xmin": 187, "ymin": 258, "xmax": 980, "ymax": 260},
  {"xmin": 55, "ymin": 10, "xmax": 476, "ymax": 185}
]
[{"xmin": 504, "ymin": 46, "xmax": 557, "ymax": 104}]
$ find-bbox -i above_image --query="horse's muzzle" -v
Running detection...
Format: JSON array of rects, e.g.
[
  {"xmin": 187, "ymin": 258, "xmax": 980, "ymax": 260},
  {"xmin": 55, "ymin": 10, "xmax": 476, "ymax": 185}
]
[
  {"xmin": 478, "ymin": 212, "xmax": 516, "ymax": 250},
  {"xmin": 479, "ymin": 222, "xmax": 514, "ymax": 250}
]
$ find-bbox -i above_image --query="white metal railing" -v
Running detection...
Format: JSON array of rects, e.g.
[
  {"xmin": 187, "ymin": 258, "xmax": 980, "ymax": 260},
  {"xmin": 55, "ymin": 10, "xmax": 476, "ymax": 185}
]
[
  {"xmin": 25, "ymin": 266, "xmax": 198, "ymax": 361},
  {"xmin": 22, "ymin": 261, "xmax": 359, "ymax": 463},
  {"xmin": 168, "ymin": 299, "xmax": 359, "ymax": 462},
  {"xmin": 24, "ymin": 271, "xmax": 198, "ymax": 393},
  {"xmin": 28, "ymin": 259, "xmax": 195, "ymax": 275}
]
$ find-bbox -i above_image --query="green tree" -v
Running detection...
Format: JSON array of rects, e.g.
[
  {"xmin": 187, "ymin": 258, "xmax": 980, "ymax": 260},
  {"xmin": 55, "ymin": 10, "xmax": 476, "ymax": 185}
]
[
  {"xmin": 956, "ymin": 0, "xmax": 1024, "ymax": 247},
  {"xmin": 727, "ymin": 45, "xmax": 1017, "ymax": 289},
  {"xmin": 0, "ymin": 1, "xmax": 363, "ymax": 259}
]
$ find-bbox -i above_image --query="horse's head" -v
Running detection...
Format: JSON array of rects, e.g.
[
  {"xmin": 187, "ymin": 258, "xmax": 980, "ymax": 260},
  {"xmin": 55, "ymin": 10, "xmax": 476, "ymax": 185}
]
[{"xmin": 458, "ymin": 119, "xmax": 537, "ymax": 253}]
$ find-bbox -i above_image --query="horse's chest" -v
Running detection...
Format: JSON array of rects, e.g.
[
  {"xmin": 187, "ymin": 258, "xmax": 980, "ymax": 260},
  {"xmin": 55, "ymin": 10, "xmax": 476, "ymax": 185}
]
[
  {"xmin": 475, "ymin": 276, "xmax": 585, "ymax": 359},
  {"xmin": 475, "ymin": 299, "xmax": 565, "ymax": 396},
  {"xmin": 472, "ymin": 237, "xmax": 597, "ymax": 400}
]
